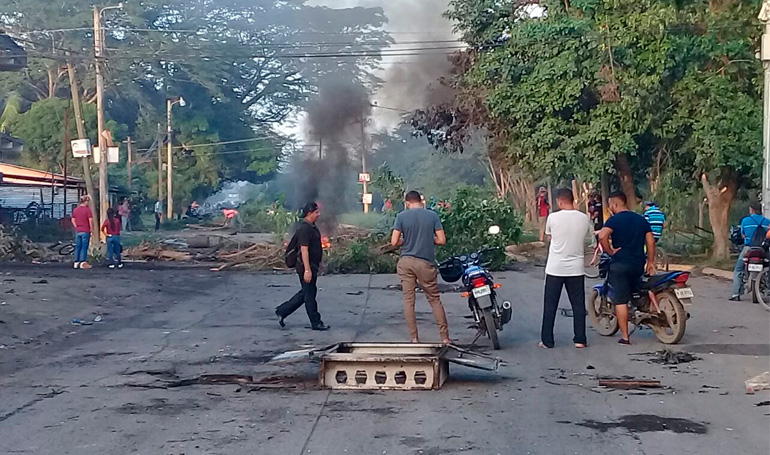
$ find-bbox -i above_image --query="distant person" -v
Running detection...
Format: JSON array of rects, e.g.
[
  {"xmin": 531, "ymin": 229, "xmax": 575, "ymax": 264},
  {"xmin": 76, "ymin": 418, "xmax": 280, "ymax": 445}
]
[
  {"xmin": 275, "ymin": 202, "xmax": 330, "ymax": 331},
  {"xmin": 730, "ymin": 203, "xmax": 770, "ymax": 301},
  {"xmin": 643, "ymin": 201, "xmax": 666, "ymax": 243},
  {"xmin": 102, "ymin": 207, "xmax": 123, "ymax": 269},
  {"xmin": 71, "ymin": 195, "xmax": 93, "ymax": 270},
  {"xmin": 118, "ymin": 198, "xmax": 131, "ymax": 232},
  {"xmin": 597, "ymin": 192, "xmax": 655, "ymax": 345},
  {"xmin": 589, "ymin": 194, "xmax": 604, "ymax": 231},
  {"xmin": 540, "ymin": 188, "xmax": 593, "ymax": 349},
  {"xmin": 391, "ymin": 191, "xmax": 451, "ymax": 344},
  {"xmin": 222, "ymin": 208, "xmax": 242, "ymax": 228},
  {"xmin": 537, "ymin": 187, "xmax": 550, "ymax": 242},
  {"xmin": 154, "ymin": 200, "xmax": 163, "ymax": 231}
]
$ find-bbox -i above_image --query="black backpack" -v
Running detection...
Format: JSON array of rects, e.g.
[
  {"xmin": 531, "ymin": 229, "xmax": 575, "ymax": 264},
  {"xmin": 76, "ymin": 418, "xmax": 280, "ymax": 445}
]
[
  {"xmin": 748, "ymin": 215, "xmax": 768, "ymax": 247},
  {"xmin": 284, "ymin": 232, "xmax": 299, "ymax": 268}
]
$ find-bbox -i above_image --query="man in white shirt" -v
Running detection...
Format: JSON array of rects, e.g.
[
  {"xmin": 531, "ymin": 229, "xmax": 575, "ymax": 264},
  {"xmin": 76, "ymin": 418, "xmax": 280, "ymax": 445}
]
[{"xmin": 539, "ymin": 188, "xmax": 594, "ymax": 349}]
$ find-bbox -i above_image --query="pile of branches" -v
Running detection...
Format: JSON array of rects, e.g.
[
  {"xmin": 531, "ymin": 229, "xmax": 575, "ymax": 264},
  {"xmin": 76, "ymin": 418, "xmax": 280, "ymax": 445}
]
[{"xmin": 0, "ymin": 225, "xmax": 56, "ymax": 262}]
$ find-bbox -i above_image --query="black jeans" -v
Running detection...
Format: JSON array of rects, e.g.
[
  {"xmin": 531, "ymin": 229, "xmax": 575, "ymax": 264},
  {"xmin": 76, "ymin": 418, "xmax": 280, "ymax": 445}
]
[
  {"xmin": 155, "ymin": 212, "xmax": 161, "ymax": 231},
  {"xmin": 541, "ymin": 275, "xmax": 587, "ymax": 347},
  {"xmin": 275, "ymin": 265, "xmax": 323, "ymax": 327}
]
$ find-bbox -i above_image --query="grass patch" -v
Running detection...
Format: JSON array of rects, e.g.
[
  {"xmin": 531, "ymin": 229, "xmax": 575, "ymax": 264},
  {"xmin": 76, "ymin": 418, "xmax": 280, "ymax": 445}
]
[{"xmin": 340, "ymin": 212, "xmax": 388, "ymax": 230}]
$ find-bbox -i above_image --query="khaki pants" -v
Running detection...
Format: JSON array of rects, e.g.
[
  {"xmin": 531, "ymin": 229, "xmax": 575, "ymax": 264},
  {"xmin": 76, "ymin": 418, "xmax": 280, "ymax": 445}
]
[{"xmin": 397, "ymin": 256, "xmax": 450, "ymax": 341}]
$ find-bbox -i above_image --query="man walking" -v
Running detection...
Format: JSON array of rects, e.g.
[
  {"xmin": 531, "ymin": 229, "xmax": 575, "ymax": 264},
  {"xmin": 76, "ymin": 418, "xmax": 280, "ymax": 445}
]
[
  {"xmin": 275, "ymin": 202, "xmax": 330, "ymax": 331},
  {"xmin": 598, "ymin": 192, "xmax": 656, "ymax": 345},
  {"xmin": 730, "ymin": 203, "xmax": 770, "ymax": 301},
  {"xmin": 537, "ymin": 187, "xmax": 550, "ymax": 242},
  {"xmin": 70, "ymin": 195, "xmax": 93, "ymax": 270},
  {"xmin": 643, "ymin": 201, "xmax": 666, "ymax": 243},
  {"xmin": 391, "ymin": 191, "xmax": 451, "ymax": 344},
  {"xmin": 154, "ymin": 199, "xmax": 163, "ymax": 231},
  {"xmin": 539, "ymin": 189, "xmax": 593, "ymax": 349}
]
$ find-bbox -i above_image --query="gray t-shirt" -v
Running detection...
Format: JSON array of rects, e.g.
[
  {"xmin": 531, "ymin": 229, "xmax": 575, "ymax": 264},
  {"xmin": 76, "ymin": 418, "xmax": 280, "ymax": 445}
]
[{"xmin": 394, "ymin": 208, "xmax": 443, "ymax": 263}]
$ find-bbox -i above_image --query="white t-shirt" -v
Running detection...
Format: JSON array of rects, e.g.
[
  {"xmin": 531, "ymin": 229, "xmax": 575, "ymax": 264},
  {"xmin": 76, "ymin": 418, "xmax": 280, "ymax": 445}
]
[{"xmin": 545, "ymin": 209, "xmax": 594, "ymax": 277}]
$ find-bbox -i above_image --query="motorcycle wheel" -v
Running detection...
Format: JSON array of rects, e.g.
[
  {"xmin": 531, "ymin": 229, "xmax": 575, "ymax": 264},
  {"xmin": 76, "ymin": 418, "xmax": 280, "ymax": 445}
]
[
  {"xmin": 754, "ymin": 269, "xmax": 770, "ymax": 312},
  {"xmin": 584, "ymin": 251, "xmax": 600, "ymax": 279},
  {"xmin": 587, "ymin": 289, "xmax": 619, "ymax": 336},
  {"xmin": 482, "ymin": 307, "xmax": 500, "ymax": 350},
  {"xmin": 650, "ymin": 290, "xmax": 687, "ymax": 344},
  {"xmin": 749, "ymin": 272, "xmax": 760, "ymax": 304}
]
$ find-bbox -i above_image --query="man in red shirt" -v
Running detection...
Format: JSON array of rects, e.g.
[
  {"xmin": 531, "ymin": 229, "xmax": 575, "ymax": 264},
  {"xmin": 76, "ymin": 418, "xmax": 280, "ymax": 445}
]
[
  {"xmin": 537, "ymin": 187, "xmax": 551, "ymax": 242},
  {"xmin": 70, "ymin": 195, "xmax": 93, "ymax": 269}
]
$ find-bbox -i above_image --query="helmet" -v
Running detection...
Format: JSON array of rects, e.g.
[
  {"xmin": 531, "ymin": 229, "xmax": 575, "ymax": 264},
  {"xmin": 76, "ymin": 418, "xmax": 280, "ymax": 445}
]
[{"xmin": 439, "ymin": 258, "xmax": 464, "ymax": 283}]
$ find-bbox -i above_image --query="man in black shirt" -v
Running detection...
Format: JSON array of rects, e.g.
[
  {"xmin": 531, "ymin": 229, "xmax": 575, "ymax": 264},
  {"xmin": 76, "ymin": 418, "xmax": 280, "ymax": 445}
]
[
  {"xmin": 275, "ymin": 202, "xmax": 330, "ymax": 331},
  {"xmin": 598, "ymin": 192, "xmax": 655, "ymax": 345}
]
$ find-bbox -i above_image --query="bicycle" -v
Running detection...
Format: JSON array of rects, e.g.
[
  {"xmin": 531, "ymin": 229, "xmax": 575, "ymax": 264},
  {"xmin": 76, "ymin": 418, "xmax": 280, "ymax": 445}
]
[{"xmin": 48, "ymin": 241, "xmax": 75, "ymax": 256}]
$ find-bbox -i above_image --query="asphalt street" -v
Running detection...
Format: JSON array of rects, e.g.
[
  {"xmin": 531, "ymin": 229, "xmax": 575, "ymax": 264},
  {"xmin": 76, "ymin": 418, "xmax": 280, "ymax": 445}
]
[{"xmin": 0, "ymin": 264, "xmax": 768, "ymax": 455}]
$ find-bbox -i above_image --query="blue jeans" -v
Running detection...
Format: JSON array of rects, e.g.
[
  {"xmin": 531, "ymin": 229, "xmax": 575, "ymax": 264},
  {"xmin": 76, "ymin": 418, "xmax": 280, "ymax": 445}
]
[
  {"xmin": 75, "ymin": 232, "xmax": 90, "ymax": 263},
  {"xmin": 107, "ymin": 236, "xmax": 122, "ymax": 265},
  {"xmin": 732, "ymin": 246, "xmax": 750, "ymax": 296}
]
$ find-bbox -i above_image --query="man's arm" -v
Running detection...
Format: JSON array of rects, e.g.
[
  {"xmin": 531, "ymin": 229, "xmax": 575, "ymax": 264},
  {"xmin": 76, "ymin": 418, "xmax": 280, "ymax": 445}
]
[
  {"xmin": 301, "ymin": 245, "xmax": 311, "ymax": 271},
  {"xmin": 598, "ymin": 227, "xmax": 615, "ymax": 254},
  {"xmin": 88, "ymin": 216, "xmax": 94, "ymax": 232},
  {"xmin": 70, "ymin": 216, "xmax": 77, "ymax": 229},
  {"xmin": 645, "ymin": 232, "xmax": 656, "ymax": 275},
  {"xmin": 391, "ymin": 229, "xmax": 403, "ymax": 247},
  {"xmin": 434, "ymin": 229, "xmax": 446, "ymax": 246}
]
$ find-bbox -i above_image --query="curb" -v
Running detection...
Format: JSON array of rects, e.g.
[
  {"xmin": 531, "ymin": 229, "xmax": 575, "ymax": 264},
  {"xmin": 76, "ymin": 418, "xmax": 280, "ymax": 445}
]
[{"xmin": 701, "ymin": 267, "xmax": 733, "ymax": 280}]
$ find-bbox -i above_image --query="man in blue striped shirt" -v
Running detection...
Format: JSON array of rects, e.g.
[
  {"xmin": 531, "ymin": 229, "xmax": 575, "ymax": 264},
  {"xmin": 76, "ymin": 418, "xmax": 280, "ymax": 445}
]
[{"xmin": 643, "ymin": 202, "xmax": 666, "ymax": 242}]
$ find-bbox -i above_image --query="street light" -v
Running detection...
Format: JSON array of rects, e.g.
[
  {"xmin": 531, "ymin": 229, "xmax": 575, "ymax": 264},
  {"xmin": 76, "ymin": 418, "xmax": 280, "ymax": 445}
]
[
  {"xmin": 760, "ymin": 0, "xmax": 770, "ymax": 217},
  {"xmin": 167, "ymin": 96, "xmax": 185, "ymax": 220}
]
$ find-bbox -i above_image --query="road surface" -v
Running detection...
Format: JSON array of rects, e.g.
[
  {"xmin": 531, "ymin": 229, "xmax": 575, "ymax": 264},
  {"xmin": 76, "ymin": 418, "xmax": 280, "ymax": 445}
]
[{"xmin": 0, "ymin": 264, "xmax": 768, "ymax": 454}]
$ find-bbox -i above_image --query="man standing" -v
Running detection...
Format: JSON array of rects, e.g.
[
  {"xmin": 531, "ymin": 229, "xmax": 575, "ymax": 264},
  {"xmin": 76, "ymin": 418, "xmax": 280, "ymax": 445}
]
[
  {"xmin": 643, "ymin": 201, "xmax": 666, "ymax": 243},
  {"xmin": 539, "ymin": 189, "xmax": 593, "ymax": 349},
  {"xmin": 154, "ymin": 199, "xmax": 163, "ymax": 231},
  {"xmin": 391, "ymin": 191, "xmax": 451, "ymax": 344},
  {"xmin": 537, "ymin": 187, "xmax": 550, "ymax": 242},
  {"xmin": 598, "ymin": 192, "xmax": 656, "ymax": 345},
  {"xmin": 275, "ymin": 202, "xmax": 330, "ymax": 331},
  {"xmin": 730, "ymin": 203, "xmax": 770, "ymax": 301},
  {"xmin": 70, "ymin": 195, "xmax": 93, "ymax": 270},
  {"xmin": 119, "ymin": 198, "xmax": 131, "ymax": 232}
]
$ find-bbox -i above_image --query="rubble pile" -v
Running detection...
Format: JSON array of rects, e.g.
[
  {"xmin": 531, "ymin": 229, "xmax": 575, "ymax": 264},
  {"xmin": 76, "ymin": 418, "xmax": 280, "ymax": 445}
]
[{"xmin": 0, "ymin": 225, "xmax": 56, "ymax": 262}]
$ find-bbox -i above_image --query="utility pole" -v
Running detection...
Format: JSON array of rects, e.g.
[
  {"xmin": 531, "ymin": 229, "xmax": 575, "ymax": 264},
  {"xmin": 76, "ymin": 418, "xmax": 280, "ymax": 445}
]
[
  {"xmin": 93, "ymin": 6, "xmax": 108, "ymax": 236},
  {"xmin": 166, "ymin": 99, "xmax": 173, "ymax": 220},
  {"xmin": 360, "ymin": 116, "xmax": 370, "ymax": 214},
  {"xmin": 760, "ymin": 1, "xmax": 770, "ymax": 217},
  {"xmin": 62, "ymin": 110, "xmax": 69, "ymax": 218},
  {"xmin": 66, "ymin": 61, "xmax": 100, "ymax": 247},
  {"xmin": 157, "ymin": 122, "xmax": 163, "ymax": 213},
  {"xmin": 126, "ymin": 136, "xmax": 132, "ymax": 192}
]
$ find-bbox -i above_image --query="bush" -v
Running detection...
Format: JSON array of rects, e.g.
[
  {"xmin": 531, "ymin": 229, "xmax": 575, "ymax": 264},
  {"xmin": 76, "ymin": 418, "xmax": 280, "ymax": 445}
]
[
  {"xmin": 240, "ymin": 202, "xmax": 297, "ymax": 235},
  {"xmin": 437, "ymin": 187, "xmax": 523, "ymax": 267},
  {"xmin": 324, "ymin": 233, "xmax": 398, "ymax": 274}
]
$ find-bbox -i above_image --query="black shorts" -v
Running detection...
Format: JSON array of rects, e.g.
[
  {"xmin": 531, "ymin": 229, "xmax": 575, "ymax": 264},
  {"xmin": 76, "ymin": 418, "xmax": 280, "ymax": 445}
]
[{"xmin": 607, "ymin": 261, "xmax": 644, "ymax": 305}]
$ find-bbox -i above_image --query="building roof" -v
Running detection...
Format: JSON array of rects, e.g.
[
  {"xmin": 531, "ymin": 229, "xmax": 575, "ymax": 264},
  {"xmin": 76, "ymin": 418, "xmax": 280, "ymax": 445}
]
[{"xmin": 0, "ymin": 162, "xmax": 84, "ymax": 188}]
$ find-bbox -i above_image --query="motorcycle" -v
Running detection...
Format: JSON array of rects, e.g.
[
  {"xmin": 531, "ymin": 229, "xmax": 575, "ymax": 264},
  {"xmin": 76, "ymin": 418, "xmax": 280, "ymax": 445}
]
[
  {"xmin": 588, "ymin": 256, "xmax": 693, "ymax": 344},
  {"xmin": 438, "ymin": 227, "xmax": 512, "ymax": 350},
  {"xmin": 743, "ymin": 245, "xmax": 770, "ymax": 306}
]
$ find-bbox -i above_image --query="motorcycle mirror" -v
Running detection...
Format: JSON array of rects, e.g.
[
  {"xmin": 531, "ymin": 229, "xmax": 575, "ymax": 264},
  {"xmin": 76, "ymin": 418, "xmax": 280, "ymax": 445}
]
[{"xmin": 488, "ymin": 225, "xmax": 501, "ymax": 235}]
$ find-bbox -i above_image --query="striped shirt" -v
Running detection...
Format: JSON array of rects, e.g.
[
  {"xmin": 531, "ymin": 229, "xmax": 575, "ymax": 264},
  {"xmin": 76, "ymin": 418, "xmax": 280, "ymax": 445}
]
[{"xmin": 644, "ymin": 206, "xmax": 666, "ymax": 240}]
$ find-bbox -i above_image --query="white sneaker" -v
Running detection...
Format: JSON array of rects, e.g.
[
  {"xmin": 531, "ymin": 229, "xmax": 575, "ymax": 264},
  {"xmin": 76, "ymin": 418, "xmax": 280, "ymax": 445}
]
[
  {"xmin": 74, "ymin": 262, "xmax": 80, "ymax": 269},
  {"xmin": 108, "ymin": 264, "xmax": 116, "ymax": 269},
  {"xmin": 117, "ymin": 263, "xmax": 124, "ymax": 269}
]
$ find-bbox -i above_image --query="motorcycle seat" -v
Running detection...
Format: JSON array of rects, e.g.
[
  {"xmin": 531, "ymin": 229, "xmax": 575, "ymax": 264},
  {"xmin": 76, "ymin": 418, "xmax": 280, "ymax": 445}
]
[{"xmin": 640, "ymin": 272, "xmax": 683, "ymax": 290}]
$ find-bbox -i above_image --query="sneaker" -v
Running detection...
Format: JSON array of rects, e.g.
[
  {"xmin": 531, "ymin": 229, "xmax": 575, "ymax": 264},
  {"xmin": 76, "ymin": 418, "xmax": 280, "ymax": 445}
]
[
  {"xmin": 117, "ymin": 263, "xmax": 124, "ymax": 269},
  {"xmin": 108, "ymin": 264, "xmax": 116, "ymax": 269},
  {"xmin": 73, "ymin": 262, "xmax": 80, "ymax": 269},
  {"xmin": 80, "ymin": 262, "xmax": 92, "ymax": 270},
  {"xmin": 728, "ymin": 295, "xmax": 741, "ymax": 302}
]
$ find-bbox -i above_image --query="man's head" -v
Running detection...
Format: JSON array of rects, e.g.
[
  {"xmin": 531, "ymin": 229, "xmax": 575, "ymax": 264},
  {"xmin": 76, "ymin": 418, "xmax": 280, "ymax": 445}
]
[
  {"xmin": 608, "ymin": 191, "xmax": 628, "ymax": 215},
  {"xmin": 405, "ymin": 190, "xmax": 423, "ymax": 209},
  {"xmin": 555, "ymin": 188, "xmax": 575, "ymax": 210},
  {"xmin": 79, "ymin": 195, "xmax": 90, "ymax": 206},
  {"xmin": 750, "ymin": 202, "xmax": 762, "ymax": 215},
  {"xmin": 539, "ymin": 187, "xmax": 547, "ymax": 196},
  {"xmin": 301, "ymin": 202, "xmax": 320, "ymax": 223},
  {"xmin": 644, "ymin": 201, "xmax": 657, "ymax": 209}
]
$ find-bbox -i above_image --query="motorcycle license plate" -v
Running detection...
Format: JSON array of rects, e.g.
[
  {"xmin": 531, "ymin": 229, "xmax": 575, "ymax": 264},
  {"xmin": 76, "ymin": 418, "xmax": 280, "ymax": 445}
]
[
  {"xmin": 674, "ymin": 288, "xmax": 694, "ymax": 299},
  {"xmin": 472, "ymin": 285, "xmax": 492, "ymax": 298},
  {"xmin": 748, "ymin": 264, "xmax": 763, "ymax": 272}
]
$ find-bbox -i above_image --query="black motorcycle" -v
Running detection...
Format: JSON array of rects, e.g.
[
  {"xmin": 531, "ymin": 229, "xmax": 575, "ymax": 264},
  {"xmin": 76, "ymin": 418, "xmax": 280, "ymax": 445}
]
[{"xmin": 439, "ymin": 240, "xmax": 512, "ymax": 350}]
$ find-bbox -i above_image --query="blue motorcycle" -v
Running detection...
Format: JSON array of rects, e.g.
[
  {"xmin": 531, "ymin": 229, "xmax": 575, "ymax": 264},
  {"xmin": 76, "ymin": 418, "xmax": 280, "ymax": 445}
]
[
  {"xmin": 589, "ymin": 256, "xmax": 693, "ymax": 344},
  {"xmin": 439, "ymin": 244, "xmax": 512, "ymax": 350}
]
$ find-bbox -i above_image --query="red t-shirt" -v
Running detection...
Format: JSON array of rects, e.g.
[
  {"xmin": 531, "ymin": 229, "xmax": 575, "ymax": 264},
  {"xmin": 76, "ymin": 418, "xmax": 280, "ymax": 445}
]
[
  {"xmin": 538, "ymin": 195, "xmax": 550, "ymax": 217},
  {"xmin": 72, "ymin": 206, "xmax": 93, "ymax": 233},
  {"xmin": 102, "ymin": 218, "xmax": 121, "ymax": 235}
]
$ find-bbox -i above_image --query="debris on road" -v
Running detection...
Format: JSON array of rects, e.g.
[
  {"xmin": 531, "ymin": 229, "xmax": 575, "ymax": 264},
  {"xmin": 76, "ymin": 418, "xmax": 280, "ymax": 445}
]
[
  {"xmin": 632, "ymin": 349, "xmax": 700, "ymax": 365},
  {"xmin": 745, "ymin": 372, "xmax": 770, "ymax": 394},
  {"xmin": 559, "ymin": 308, "xmax": 573, "ymax": 317},
  {"xmin": 599, "ymin": 379, "xmax": 662, "ymax": 390},
  {"xmin": 755, "ymin": 401, "xmax": 770, "ymax": 407},
  {"xmin": 0, "ymin": 225, "xmax": 57, "ymax": 262}
]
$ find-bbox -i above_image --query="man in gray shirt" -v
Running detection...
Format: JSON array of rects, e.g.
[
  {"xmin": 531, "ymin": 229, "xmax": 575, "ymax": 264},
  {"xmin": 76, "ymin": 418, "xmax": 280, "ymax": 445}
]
[{"xmin": 391, "ymin": 191, "xmax": 451, "ymax": 344}]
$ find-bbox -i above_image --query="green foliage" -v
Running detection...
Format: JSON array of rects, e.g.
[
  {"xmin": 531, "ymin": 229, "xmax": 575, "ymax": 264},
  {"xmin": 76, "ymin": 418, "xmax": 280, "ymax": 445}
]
[
  {"xmin": 340, "ymin": 212, "xmax": 388, "ymax": 231},
  {"xmin": 371, "ymin": 163, "xmax": 406, "ymax": 206},
  {"xmin": 324, "ymin": 233, "xmax": 398, "ymax": 274},
  {"xmin": 437, "ymin": 187, "xmax": 523, "ymax": 266},
  {"xmin": 240, "ymin": 201, "xmax": 297, "ymax": 235}
]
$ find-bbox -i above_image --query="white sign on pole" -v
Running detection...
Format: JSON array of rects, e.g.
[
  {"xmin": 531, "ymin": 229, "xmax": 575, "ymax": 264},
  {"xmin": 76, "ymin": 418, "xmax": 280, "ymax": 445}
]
[
  {"xmin": 362, "ymin": 193, "xmax": 373, "ymax": 205},
  {"xmin": 93, "ymin": 146, "xmax": 120, "ymax": 164},
  {"xmin": 71, "ymin": 139, "xmax": 92, "ymax": 158},
  {"xmin": 358, "ymin": 172, "xmax": 371, "ymax": 183}
]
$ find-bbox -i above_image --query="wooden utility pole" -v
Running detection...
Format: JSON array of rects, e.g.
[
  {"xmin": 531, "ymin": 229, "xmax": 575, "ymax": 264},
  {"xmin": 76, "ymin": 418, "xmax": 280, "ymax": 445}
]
[
  {"xmin": 166, "ymin": 99, "xmax": 173, "ymax": 220},
  {"xmin": 62, "ymin": 110, "xmax": 69, "ymax": 217},
  {"xmin": 93, "ymin": 6, "xmax": 109, "ymax": 235},
  {"xmin": 360, "ymin": 116, "xmax": 369, "ymax": 214},
  {"xmin": 126, "ymin": 136, "xmax": 132, "ymax": 192},
  {"xmin": 157, "ymin": 122, "xmax": 163, "ymax": 213},
  {"xmin": 66, "ymin": 61, "xmax": 100, "ymax": 246}
]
